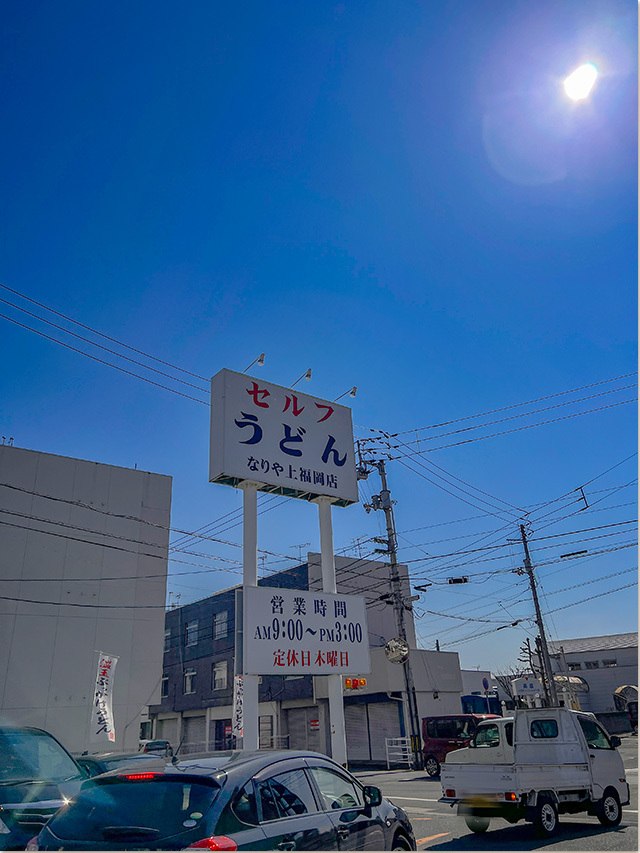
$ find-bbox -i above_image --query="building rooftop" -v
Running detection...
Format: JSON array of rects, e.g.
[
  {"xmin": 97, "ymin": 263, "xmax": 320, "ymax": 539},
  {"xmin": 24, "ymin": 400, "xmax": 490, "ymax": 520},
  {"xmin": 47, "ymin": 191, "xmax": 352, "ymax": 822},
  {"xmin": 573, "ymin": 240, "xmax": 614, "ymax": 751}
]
[{"xmin": 549, "ymin": 632, "xmax": 638, "ymax": 655}]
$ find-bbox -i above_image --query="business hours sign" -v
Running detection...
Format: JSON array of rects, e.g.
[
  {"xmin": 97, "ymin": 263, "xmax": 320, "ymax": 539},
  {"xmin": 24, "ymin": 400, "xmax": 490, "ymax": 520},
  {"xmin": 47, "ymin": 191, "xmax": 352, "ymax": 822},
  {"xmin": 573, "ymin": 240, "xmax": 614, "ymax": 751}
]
[{"xmin": 244, "ymin": 586, "xmax": 370, "ymax": 675}]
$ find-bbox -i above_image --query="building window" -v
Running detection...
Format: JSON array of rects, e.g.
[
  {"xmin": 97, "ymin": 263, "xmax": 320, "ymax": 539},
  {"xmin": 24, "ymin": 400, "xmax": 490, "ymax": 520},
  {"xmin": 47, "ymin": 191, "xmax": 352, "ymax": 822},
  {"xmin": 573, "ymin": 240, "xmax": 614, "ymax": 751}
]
[
  {"xmin": 214, "ymin": 611, "xmax": 228, "ymax": 640},
  {"xmin": 568, "ymin": 662, "xmax": 582, "ymax": 671},
  {"xmin": 183, "ymin": 668, "xmax": 196, "ymax": 694},
  {"xmin": 585, "ymin": 661, "xmax": 599, "ymax": 670},
  {"xmin": 602, "ymin": 659, "xmax": 617, "ymax": 667},
  {"xmin": 164, "ymin": 629, "xmax": 171, "ymax": 653},
  {"xmin": 161, "ymin": 677, "xmax": 169, "ymax": 698},
  {"xmin": 212, "ymin": 661, "xmax": 228, "ymax": 690},
  {"xmin": 185, "ymin": 620, "xmax": 198, "ymax": 647}
]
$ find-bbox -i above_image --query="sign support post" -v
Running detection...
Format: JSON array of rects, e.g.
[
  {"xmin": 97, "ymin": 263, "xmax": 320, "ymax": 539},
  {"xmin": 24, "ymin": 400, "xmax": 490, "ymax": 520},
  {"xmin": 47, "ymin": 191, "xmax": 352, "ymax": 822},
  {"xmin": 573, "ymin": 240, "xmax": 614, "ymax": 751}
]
[
  {"xmin": 241, "ymin": 481, "xmax": 259, "ymax": 750},
  {"xmin": 315, "ymin": 496, "xmax": 347, "ymax": 767}
]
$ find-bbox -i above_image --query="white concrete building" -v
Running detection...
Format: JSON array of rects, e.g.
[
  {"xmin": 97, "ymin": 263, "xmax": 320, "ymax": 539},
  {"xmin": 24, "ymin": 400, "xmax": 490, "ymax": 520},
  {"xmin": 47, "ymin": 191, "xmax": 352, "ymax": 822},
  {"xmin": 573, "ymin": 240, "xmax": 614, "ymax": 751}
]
[
  {"xmin": 548, "ymin": 632, "xmax": 638, "ymax": 714},
  {"xmin": 0, "ymin": 445, "xmax": 171, "ymax": 753}
]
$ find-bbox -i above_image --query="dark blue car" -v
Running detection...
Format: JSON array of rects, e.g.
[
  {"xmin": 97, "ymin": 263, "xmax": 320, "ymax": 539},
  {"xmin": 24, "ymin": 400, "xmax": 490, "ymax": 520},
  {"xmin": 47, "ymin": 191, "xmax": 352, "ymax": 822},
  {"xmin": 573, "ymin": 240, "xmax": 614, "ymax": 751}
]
[
  {"xmin": 0, "ymin": 726, "xmax": 86, "ymax": 851},
  {"xmin": 29, "ymin": 750, "xmax": 416, "ymax": 850}
]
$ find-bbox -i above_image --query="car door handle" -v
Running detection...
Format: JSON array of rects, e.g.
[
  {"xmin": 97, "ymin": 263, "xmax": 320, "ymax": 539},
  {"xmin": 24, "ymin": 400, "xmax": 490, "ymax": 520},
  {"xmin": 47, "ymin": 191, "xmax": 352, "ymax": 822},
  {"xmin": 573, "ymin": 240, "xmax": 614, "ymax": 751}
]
[{"xmin": 337, "ymin": 827, "xmax": 350, "ymax": 840}]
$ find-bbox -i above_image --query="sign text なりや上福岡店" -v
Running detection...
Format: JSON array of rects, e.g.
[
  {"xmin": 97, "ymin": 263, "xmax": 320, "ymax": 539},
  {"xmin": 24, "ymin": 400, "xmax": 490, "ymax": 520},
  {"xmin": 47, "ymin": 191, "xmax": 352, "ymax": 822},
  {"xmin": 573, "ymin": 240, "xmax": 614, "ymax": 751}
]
[
  {"xmin": 209, "ymin": 369, "xmax": 358, "ymax": 506},
  {"xmin": 243, "ymin": 586, "xmax": 371, "ymax": 676}
]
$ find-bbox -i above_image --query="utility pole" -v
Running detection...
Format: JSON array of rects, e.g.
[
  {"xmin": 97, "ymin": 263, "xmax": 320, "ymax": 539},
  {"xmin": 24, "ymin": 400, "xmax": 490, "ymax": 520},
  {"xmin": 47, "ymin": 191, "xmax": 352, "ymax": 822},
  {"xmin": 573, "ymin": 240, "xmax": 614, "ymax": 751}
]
[
  {"xmin": 520, "ymin": 525, "xmax": 558, "ymax": 706},
  {"xmin": 367, "ymin": 457, "xmax": 423, "ymax": 769}
]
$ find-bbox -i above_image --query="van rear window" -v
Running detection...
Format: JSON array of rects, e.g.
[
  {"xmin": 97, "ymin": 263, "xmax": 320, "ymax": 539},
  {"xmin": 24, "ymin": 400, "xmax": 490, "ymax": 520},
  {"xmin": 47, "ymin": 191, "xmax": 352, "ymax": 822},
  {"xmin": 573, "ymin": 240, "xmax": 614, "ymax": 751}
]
[{"xmin": 530, "ymin": 719, "xmax": 558, "ymax": 739}]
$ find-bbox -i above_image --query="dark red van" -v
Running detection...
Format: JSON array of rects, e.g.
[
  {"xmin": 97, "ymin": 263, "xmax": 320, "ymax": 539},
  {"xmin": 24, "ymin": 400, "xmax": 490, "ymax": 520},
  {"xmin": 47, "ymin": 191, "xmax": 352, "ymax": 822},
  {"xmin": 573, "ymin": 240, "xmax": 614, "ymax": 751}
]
[{"xmin": 422, "ymin": 714, "xmax": 499, "ymax": 776}]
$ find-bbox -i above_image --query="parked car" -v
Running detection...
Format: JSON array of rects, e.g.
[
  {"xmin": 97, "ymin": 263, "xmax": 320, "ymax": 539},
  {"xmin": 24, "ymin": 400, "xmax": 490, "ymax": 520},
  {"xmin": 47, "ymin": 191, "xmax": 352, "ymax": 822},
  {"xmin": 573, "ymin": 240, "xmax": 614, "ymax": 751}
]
[
  {"xmin": 440, "ymin": 708, "xmax": 629, "ymax": 838},
  {"xmin": 28, "ymin": 749, "xmax": 416, "ymax": 851},
  {"xmin": 628, "ymin": 700, "xmax": 638, "ymax": 734},
  {"xmin": 141, "ymin": 739, "xmax": 174, "ymax": 757},
  {"xmin": 422, "ymin": 713, "xmax": 499, "ymax": 777},
  {"xmin": 76, "ymin": 752, "xmax": 165, "ymax": 778},
  {"xmin": 0, "ymin": 725, "xmax": 87, "ymax": 850}
]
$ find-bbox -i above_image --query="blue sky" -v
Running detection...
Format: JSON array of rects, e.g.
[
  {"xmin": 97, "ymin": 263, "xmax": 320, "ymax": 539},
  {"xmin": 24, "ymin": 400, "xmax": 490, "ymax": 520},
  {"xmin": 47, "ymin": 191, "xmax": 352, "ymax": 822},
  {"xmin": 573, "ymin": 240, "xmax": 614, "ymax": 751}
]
[{"xmin": 1, "ymin": 0, "xmax": 636, "ymax": 671}]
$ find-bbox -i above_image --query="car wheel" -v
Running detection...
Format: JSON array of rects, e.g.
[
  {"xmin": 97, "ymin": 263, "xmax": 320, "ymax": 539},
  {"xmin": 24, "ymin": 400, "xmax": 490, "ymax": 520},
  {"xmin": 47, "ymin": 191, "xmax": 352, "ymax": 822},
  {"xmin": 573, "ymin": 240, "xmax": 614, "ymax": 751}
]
[
  {"xmin": 424, "ymin": 755, "xmax": 440, "ymax": 777},
  {"xmin": 391, "ymin": 833, "xmax": 413, "ymax": 850},
  {"xmin": 596, "ymin": 788, "xmax": 622, "ymax": 827},
  {"xmin": 464, "ymin": 815, "xmax": 490, "ymax": 833},
  {"xmin": 533, "ymin": 796, "xmax": 558, "ymax": 838}
]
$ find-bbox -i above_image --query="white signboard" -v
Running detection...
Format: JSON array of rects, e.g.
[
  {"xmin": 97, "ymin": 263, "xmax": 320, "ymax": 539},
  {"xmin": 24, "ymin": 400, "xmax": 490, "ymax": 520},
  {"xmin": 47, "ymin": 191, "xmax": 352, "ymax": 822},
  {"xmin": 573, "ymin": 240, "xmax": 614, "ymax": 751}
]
[
  {"xmin": 90, "ymin": 651, "xmax": 118, "ymax": 743},
  {"xmin": 244, "ymin": 586, "xmax": 370, "ymax": 675},
  {"xmin": 232, "ymin": 675, "xmax": 243, "ymax": 738},
  {"xmin": 210, "ymin": 369, "xmax": 358, "ymax": 506},
  {"xmin": 511, "ymin": 675, "xmax": 543, "ymax": 696}
]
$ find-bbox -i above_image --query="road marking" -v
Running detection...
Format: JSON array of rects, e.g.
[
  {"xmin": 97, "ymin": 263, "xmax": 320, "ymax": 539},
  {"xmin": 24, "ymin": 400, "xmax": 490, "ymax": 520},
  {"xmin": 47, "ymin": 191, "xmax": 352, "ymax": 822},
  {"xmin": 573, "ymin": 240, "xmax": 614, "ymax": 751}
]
[
  {"xmin": 411, "ymin": 817, "xmax": 433, "ymax": 821},
  {"xmin": 416, "ymin": 832, "xmax": 450, "ymax": 845},
  {"xmin": 388, "ymin": 796, "xmax": 442, "ymax": 803}
]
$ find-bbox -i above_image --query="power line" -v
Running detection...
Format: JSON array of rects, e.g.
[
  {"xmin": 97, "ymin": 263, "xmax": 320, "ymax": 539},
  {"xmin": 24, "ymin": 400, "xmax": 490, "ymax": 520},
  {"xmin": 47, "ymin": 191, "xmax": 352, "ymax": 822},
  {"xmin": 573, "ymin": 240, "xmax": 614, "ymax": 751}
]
[
  {"xmin": 0, "ymin": 295, "xmax": 208, "ymax": 392},
  {"xmin": 389, "ymin": 372, "xmax": 637, "ymax": 437},
  {"xmin": 383, "ymin": 399, "xmax": 636, "ymax": 457},
  {"xmin": 0, "ymin": 282, "xmax": 208, "ymax": 381},
  {"xmin": 0, "ymin": 311, "xmax": 210, "ymax": 405}
]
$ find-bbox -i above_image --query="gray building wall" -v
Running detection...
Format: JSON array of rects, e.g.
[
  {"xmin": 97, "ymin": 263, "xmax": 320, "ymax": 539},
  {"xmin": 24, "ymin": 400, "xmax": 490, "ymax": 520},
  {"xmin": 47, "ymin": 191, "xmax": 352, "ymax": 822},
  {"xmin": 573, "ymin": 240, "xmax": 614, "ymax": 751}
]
[{"xmin": 0, "ymin": 445, "xmax": 171, "ymax": 753}]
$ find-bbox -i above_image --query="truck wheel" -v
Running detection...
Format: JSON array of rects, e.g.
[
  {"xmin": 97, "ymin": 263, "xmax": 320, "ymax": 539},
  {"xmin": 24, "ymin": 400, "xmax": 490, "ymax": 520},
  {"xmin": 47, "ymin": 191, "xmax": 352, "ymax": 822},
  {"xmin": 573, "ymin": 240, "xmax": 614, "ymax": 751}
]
[
  {"xmin": 424, "ymin": 755, "xmax": 440, "ymax": 777},
  {"xmin": 533, "ymin": 797, "xmax": 558, "ymax": 838},
  {"xmin": 464, "ymin": 815, "xmax": 490, "ymax": 833},
  {"xmin": 596, "ymin": 788, "xmax": 622, "ymax": 827}
]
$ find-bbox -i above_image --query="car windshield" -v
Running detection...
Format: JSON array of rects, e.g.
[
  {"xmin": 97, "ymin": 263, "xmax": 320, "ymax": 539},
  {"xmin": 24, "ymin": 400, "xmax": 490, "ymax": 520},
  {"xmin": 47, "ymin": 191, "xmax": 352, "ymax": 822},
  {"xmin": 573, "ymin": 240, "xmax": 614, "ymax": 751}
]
[
  {"xmin": 48, "ymin": 777, "xmax": 220, "ymax": 842},
  {"xmin": 0, "ymin": 729, "xmax": 83, "ymax": 784}
]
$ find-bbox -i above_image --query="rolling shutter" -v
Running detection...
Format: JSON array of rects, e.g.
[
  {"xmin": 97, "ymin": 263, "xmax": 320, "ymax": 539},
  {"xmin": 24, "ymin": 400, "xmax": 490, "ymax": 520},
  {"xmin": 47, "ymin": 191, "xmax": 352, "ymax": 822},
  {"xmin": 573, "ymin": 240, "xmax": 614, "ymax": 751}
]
[
  {"xmin": 156, "ymin": 718, "xmax": 177, "ymax": 747},
  {"xmin": 344, "ymin": 704, "xmax": 369, "ymax": 761},
  {"xmin": 367, "ymin": 702, "xmax": 402, "ymax": 762}
]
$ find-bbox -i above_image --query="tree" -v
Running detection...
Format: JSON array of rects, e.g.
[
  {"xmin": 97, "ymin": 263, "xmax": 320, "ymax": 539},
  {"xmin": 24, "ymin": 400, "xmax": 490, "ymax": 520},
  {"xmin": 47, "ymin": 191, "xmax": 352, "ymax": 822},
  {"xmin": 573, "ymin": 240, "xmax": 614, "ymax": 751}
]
[{"xmin": 493, "ymin": 664, "xmax": 528, "ymax": 702}]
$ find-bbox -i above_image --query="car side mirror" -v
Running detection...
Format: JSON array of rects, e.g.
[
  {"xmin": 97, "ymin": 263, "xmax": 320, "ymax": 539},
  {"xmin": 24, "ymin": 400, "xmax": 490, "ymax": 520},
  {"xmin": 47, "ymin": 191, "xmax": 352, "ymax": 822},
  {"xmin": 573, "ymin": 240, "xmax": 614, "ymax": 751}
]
[
  {"xmin": 363, "ymin": 785, "xmax": 382, "ymax": 807},
  {"xmin": 610, "ymin": 735, "xmax": 621, "ymax": 748}
]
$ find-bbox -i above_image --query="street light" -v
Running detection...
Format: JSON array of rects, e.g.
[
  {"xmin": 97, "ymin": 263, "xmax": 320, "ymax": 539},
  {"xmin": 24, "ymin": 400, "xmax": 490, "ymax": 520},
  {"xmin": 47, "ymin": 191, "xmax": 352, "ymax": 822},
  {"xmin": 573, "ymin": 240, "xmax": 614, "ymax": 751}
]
[{"xmin": 563, "ymin": 63, "xmax": 598, "ymax": 101}]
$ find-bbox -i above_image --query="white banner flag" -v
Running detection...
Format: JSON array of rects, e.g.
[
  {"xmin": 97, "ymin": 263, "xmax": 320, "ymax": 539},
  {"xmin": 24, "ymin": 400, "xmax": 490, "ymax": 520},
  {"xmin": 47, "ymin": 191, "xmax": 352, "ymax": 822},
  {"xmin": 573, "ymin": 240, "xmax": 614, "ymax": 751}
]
[
  {"xmin": 90, "ymin": 652, "xmax": 119, "ymax": 743},
  {"xmin": 232, "ymin": 675, "xmax": 243, "ymax": 738}
]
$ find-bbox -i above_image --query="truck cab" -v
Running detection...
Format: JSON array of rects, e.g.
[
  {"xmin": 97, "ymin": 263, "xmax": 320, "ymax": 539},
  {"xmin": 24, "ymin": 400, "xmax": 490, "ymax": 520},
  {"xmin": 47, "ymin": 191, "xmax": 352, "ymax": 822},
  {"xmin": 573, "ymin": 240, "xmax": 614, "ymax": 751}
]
[{"xmin": 446, "ymin": 717, "xmax": 515, "ymax": 766}]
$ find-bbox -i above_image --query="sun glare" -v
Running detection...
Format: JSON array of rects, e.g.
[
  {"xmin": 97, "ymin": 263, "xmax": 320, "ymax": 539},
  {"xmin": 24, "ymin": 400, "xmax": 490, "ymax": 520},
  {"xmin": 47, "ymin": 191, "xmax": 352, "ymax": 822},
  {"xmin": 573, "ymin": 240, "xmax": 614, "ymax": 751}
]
[{"xmin": 563, "ymin": 63, "xmax": 598, "ymax": 101}]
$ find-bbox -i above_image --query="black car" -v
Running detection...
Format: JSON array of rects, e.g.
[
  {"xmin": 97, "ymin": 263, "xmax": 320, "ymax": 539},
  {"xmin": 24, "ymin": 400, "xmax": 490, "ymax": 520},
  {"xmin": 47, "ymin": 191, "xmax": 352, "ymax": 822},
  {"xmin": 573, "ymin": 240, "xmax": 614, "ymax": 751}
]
[
  {"xmin": 28, "ymin": 750, "xmax": 416, "ymax": 851},
  {"xmin": 76, "ymin": 753, "xmax": 165, "ymax": 778},
  {"xmin": 0, "ymin": 726, "xmax": 87, "ymax": 851}
]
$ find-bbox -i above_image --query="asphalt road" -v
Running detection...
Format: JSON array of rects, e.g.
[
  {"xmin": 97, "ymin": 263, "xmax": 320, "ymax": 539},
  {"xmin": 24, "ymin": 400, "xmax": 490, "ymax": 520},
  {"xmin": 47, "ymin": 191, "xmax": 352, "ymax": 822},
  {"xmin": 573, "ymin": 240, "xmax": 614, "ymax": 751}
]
[{"xmin": 353, "ymin": 734, "xmax": 638, "ymax": 851}]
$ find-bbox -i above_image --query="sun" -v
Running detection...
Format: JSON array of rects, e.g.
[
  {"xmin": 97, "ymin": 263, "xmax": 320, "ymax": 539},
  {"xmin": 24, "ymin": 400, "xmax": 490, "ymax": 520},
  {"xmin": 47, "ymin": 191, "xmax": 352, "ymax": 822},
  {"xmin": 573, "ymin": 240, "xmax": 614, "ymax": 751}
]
[{"xmin": 563, "ymin": 63, "xmax": 598, "ymax": 101}]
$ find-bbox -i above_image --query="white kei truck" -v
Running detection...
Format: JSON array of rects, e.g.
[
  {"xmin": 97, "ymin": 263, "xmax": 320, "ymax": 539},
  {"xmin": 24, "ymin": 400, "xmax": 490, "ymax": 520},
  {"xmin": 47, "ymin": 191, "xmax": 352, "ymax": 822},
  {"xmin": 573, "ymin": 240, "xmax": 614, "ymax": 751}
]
[{"xmin": 440, "ymin": 707, "xmax": 630, "ymax": 838}]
